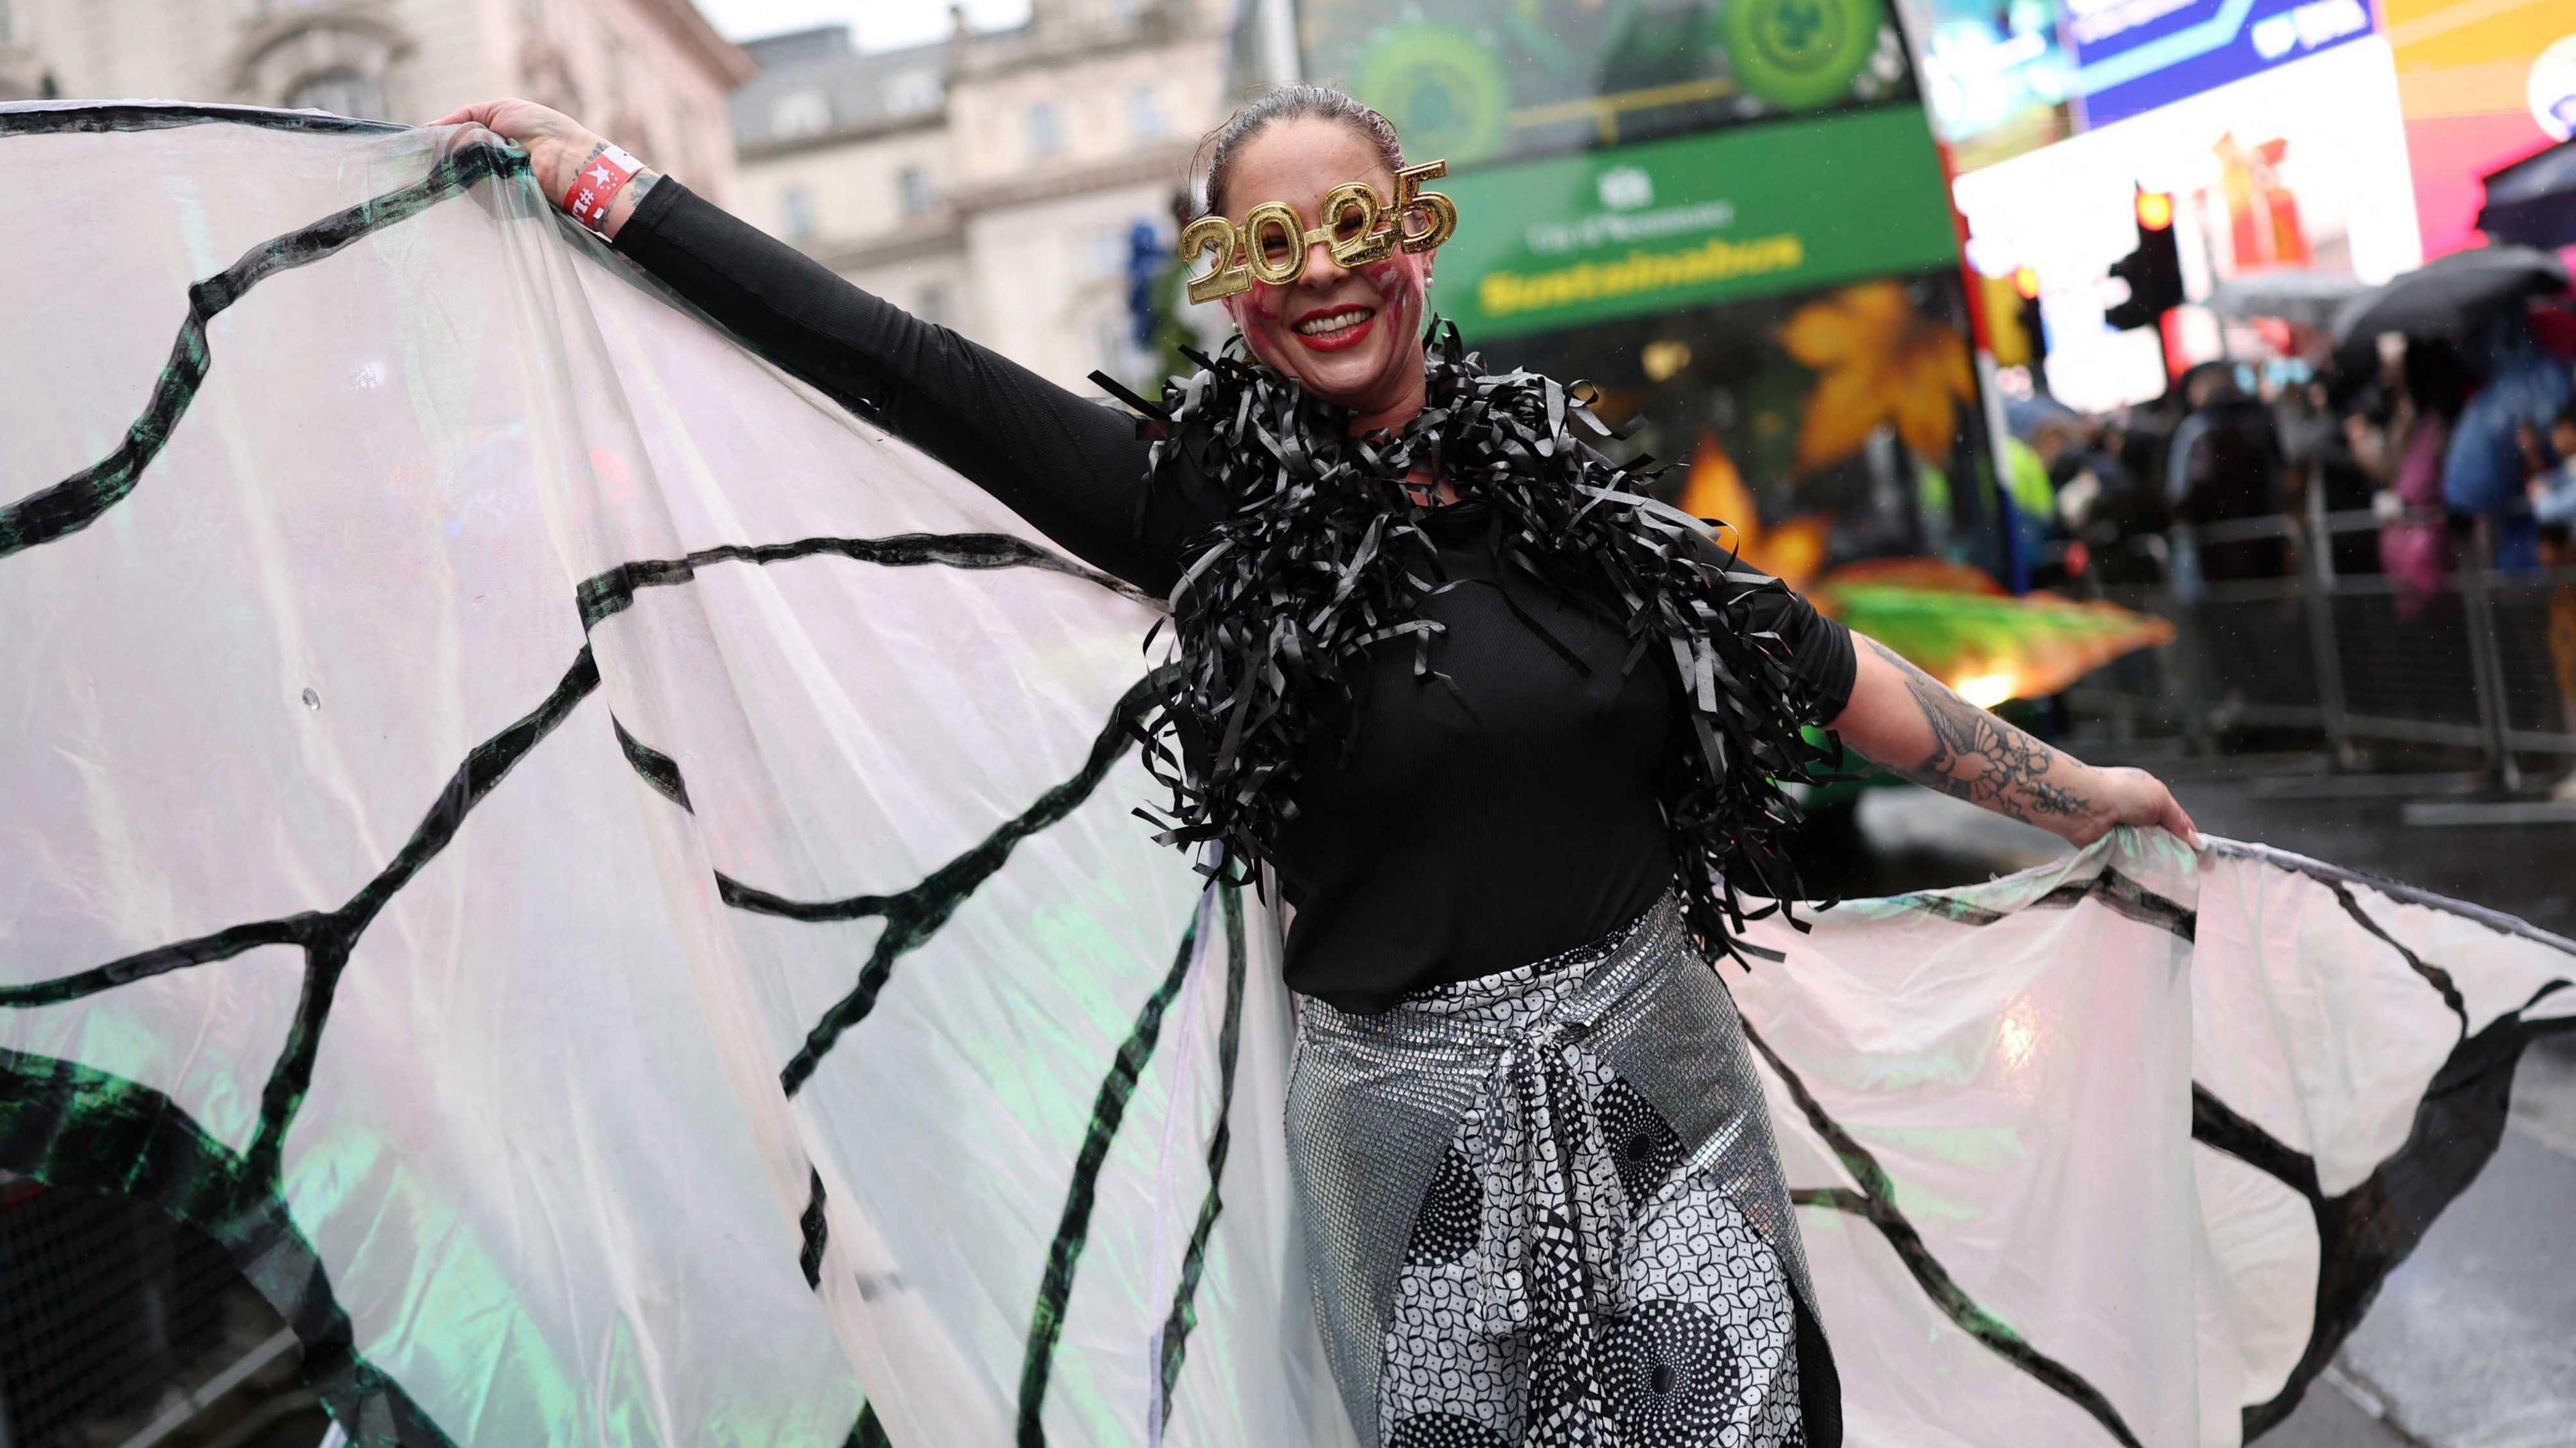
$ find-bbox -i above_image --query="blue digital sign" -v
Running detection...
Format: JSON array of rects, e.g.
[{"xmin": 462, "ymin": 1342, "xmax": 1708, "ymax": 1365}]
[{"xmin": 2065, "ymin": 0, "xmax": 2378, "ymax": 129}]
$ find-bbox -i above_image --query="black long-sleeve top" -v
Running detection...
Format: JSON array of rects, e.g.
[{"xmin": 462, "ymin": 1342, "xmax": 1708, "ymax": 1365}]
[{"xmin": 615, "ymin": 180, "xmax": 1856, "ymax": 1011}]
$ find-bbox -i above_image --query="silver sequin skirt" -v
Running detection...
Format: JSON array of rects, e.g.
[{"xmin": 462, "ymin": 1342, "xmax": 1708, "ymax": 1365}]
[{"xmin": 1285, "ymin": 892, "xmax": 1839, "ymax": 1447}]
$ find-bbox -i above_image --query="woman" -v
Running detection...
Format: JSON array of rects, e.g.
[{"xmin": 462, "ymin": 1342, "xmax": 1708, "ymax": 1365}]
[
  {"xmin": 2372, "ymin": 339, "xmax": 2467, "ymax": 618},
  {"xmin": 439, "ymin": 85, "xmax": 2197, "ymax": 1448}
]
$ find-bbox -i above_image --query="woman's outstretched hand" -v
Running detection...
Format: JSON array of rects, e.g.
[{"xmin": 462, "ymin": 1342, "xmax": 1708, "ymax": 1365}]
[
  {"xmin": 2067, "ymin": 765, "xmax": 2202, "ymax": 850},
  {"xmin": 431, "ymin": 99, "xmax": 648, "ymax": 237}
]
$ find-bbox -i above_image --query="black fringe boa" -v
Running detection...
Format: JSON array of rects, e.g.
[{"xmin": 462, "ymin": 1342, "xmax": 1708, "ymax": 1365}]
[{"xmin": 1095, "ymin": 321, "xmax": 1838, "ymax": 963}]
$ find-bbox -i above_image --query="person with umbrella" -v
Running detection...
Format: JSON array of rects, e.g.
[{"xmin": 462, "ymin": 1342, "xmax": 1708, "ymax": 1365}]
[
  {"xmin": 2333, "ymin": 245, "xmax": 2573, "ymax": 573},
  {"xmin": 2443, "ymin": 311, "xmax": 2573, "ymax": 572},
  {"xmin": 2519, "ymin": 401, "xmax": 2576, "ymax": 802}
]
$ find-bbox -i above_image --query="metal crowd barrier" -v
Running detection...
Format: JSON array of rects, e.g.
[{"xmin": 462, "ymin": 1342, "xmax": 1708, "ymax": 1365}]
[{"xmin": 2059, "ymin": 488, "xmax": 2576, "ymax": 820}]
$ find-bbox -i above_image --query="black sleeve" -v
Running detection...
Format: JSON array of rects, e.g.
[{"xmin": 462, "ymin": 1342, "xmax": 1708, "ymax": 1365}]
[
  {"xmin": 1680, "ymin": 530, "xmax": 1856, "ymax": 724},
  {"xmin": 611, "ymin": 179, "xmax": 1210, "ymax": 594},
  {"xmin": 1743, "ymin": 586, "xmax": 1858, "ymax": 725}
]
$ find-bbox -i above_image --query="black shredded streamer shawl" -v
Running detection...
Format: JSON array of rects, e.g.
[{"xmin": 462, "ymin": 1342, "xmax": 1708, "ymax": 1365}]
[{"xmin": 1097, "ymin": 321, "xmax": 1840, "ymax": 963}]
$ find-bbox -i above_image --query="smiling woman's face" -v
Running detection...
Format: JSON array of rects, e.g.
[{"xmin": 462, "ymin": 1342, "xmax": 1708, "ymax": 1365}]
[{"xmin": 1214, "ymin": 117, "xmax": 1434, "ymax": 423}]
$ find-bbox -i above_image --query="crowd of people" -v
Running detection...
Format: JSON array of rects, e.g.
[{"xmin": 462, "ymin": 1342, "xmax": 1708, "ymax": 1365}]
[{"xmin": 1997, "ymin": 290, "xmax": 2576, "ymax": 797}]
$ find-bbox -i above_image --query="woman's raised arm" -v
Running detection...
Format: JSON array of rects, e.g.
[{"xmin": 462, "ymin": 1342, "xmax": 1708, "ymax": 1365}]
[
  {"xmin": 431, "ymin": 100, "xmax": 1192, "ymax": 594},
  {"xmin": 1829, "ymin": 634, "xmax": 2201, "ymax": 847}
]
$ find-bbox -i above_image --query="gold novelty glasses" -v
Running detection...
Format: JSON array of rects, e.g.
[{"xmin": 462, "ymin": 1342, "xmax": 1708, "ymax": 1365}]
[{"xmin": 1181, "ymin": 160, "xmax": 1459, "ymax": 304}]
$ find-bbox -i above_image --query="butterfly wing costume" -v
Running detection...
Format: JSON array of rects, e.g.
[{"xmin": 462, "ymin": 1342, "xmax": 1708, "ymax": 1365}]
[{"xmin": 3, "ymin": 107, "xmax": 2569, "ymax": 1448}]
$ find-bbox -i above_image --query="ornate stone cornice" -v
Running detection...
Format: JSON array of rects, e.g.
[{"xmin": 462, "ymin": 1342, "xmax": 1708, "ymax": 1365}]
[
  {"xmin": 943, "ymin": 138, "xmax": 1198, "ymax": 214},
  {"xmin": 737, "ymin": 107, "xmax": 946, "ymax": 163},
  {"xmin": 955, "ymin": 0, "xmax": 1211, "ymax": 79},
  {"xmin": 226, "ymin": 4, "xmax": 413, "ymax": 105},
  {"xmin": 810, "ymin": 209, "xmax": 967, "ymax": 272},
  {"xmin": 630, "ymin": 0, "xmax": 756, "ymax": 88}
]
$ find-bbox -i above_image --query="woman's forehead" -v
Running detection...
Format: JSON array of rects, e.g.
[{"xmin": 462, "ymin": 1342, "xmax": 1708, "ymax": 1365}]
[{"xmin": 1225, "ymin": 120, "xmax": 1393, "ymax": 216}]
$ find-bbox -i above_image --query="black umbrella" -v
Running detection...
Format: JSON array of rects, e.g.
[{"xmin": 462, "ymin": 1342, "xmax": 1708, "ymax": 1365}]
[
  {"xmin": 2329, "ymin": 243, "xmax": 2570, "ymax": 349},
  {"xmin": 2477, "ymin": 137, "xmax": 2576, "ymax": 250}
]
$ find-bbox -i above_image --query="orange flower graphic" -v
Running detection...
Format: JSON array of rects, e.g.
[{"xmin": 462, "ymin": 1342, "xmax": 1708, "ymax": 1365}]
[
  {"xmin": 1779, "ymin": 281, "xmax": 1975, "ymax": 475},
  {"xmin": 1675, "ymin": 431, "xmax": 1830, "ymax": 593}
]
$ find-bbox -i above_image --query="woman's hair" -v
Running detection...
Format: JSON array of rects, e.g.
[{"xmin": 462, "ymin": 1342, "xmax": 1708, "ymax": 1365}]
[
  {"xmin": 2401, "ymin": 337, "xmax": 2470, "ymax": 422},
  {"xmin": 1193, "ymin": 84, "xmax": 1402, "ymax": 215}
]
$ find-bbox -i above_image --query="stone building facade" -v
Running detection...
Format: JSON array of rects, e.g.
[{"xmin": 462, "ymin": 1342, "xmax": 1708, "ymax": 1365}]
[
  {"xmin": 729, "ymin": 0, "xmax": 1236, "ymax": 394},
  {"xmin": 0, "ymin": 0, "xmax": 751, "ymax": 201}
]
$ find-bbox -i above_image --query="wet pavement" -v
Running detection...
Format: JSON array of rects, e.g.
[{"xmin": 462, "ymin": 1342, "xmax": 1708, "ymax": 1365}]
[{"xmin": 1835, "ymin": 760, "xmax": 2576, "ymax": 1448}]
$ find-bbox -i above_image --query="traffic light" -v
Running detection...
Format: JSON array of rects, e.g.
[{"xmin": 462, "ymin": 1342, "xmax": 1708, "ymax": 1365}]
[
  {"xmin": 1986, "ymin": 267, "xmax": 2048, "ymax": 378},
  {"xmin": 2102, "ymin": 188, "xmax": 2182, "ymax": 332}
]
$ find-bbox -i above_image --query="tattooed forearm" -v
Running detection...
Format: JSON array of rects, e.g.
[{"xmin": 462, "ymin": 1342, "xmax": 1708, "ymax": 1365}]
[{"xmin": 1861, "ymin": 638, "xmax": 2093, "ymax": 823}]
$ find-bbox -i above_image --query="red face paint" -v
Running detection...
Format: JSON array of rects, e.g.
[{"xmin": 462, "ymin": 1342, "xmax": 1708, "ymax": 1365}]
[
  {"xmin": 1195, "ymin": 122, "xmax": 1443, "ymax": 430},
  {"xmin": 1229, "ymin": 282, "xmax": 1293, "ymax": 370}
]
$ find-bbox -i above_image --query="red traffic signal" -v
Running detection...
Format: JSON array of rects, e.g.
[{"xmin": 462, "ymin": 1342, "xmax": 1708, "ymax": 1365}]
[{"xmin": 2106, "ymin": 188, "xmax": 2184, "ymax": 331}]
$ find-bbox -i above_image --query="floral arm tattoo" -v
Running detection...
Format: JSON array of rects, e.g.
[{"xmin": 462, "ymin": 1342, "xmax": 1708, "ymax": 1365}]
[{"xmin": 1862, "ymin": 638, "xmax": 2093, "ymax": 823}]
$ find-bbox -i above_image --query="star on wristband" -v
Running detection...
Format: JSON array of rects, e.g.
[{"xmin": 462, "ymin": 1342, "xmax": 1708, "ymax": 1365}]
[{"xmin": 561, "ymin": 143, "xmax": 644, "ymax": 235}]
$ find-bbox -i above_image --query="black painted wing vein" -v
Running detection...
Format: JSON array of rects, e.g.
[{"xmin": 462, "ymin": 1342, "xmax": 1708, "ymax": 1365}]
[
  {"xmin": 0, "ymin": 142, "xmax": 525, "ymax": 559},
  {"xmin": 1015, "ymin": 903, "xmax": 1203, "ymax": 1447},
  {"xmin": 1893, "ymin": 869, "xmax": 2195, "ymax": 940},
  {"xmin": 576, "ymin": 533, "xmax": 1157, "ymax": 630},
  {"xmin": 612, "ymin": 713, "xmax": 694, "ymax": 812},
  {"xmin": 2325, "ymin": 877, "xmax": 2469, "ymax": 1036},
  {"xmin": 731, "ymin": 672, "xmax": 1162, "ymax": 1097},
  {"xmin": 1155, "ymin": 885, "xmax": 1249, "ymax": 1425},
  {"xmin": 799, "ymin": 1168, "xmax": 829, "ymax": 1290},
  {"xmin": 1750, "ymin": 1019, "xmax": 2147, "ymax": 1448},
  {"xmin": 0, "ymin": 103, "xmax": 407, "ymax": 138},
  {"xmin": 3, "ymin": 647, "xmax": 601, "ymax": 1195}
]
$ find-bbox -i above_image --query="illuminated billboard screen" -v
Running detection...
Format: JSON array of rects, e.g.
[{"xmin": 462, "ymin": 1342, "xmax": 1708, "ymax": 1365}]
[
  {"xmin": 1299, "ymin": 0, "xmax": 1919, "ymax": 169},
  {"xmin": 1900, "ymin": 0, "xmax": 2382, "ymax": 168},
  {"xmin": 1432, "ymin": 107, "xmax": 1960, "ymax": 339},
  {"xmin": 2382, "ymin": 0, "xmax": 2576, "ymax": 257},
  {"xmin": 1906, "ymin": 0, "xmax": 2078, "ymax": 170},
  {"xmin": 2063, "ymin": 0, "xmax": 2378, "ymax": 129}
]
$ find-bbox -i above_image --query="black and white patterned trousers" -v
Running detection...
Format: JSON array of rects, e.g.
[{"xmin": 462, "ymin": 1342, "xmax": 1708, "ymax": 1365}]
[{"xmin": 1285, "ymin": 893, "xmax": 1840, "ymax": 1447}]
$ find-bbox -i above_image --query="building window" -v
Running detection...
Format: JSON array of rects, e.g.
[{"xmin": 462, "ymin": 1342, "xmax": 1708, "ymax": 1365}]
[
  {"xmin": 285, "ymin": 68, "xmax": 388, "ymax": 120},
  {"xmin": 770, "ymin": 90, "xmax": 830, "ymax": 140},
  {"xmin": 1126, "ymin": 85, "xmax": 1165, "ymax": 140},
  {"xmin": 781, "ymin": 186, "xmax": 816, "ymax": 243},
  {"xmin": 1085, "ymin": 225, "xmax": 1134, "ymax": 278},
  {"xmin": 887, "ymin": 68, "xmax": 940, "ymax": 115},
  {"xmin": 1025, "ymin": 101, "xmax": 1063, "ymax": 160},
  {"xmin": 1094, "ymin": 313, "xmax": 1139, "ymax": 381},
  {"xmin": 896, "ymin": 165, "xmax": 933, "ymax": 217}
]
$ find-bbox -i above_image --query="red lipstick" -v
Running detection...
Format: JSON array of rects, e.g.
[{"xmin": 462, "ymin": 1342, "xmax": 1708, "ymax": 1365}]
[{"xmin": 1289, "ymin": 302, "xmax": 1377, "ymax": 353}]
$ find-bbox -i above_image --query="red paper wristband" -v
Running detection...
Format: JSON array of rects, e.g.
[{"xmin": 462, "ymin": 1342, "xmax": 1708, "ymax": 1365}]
[{"xmin": 562, "ymin": 144, "xmax": 643, "ymax": 234}]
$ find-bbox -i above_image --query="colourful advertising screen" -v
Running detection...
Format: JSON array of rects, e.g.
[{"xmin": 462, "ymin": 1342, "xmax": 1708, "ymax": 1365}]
[
  {"xmin": 1900, "ymin": 0, "xmax": 2383, "ymax": 168},
  {"xmin": 1299, "ymin": 0, "xmax": 1918, "ymax": 168},
  {"xmin": 2063, "ymin": 0, "xmax": 2378, "ymax": 129},
  {"xmin": 2382, "ymin": 0, "xmax": 2576, "ymax": 258},
  {"xmin": 1904, "ymin": 0, "xmax": 2078, "ymax": 169},
  {"xmin": 1432, "ymin": 106, "xmax": 1962, "ymax": 339}
]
